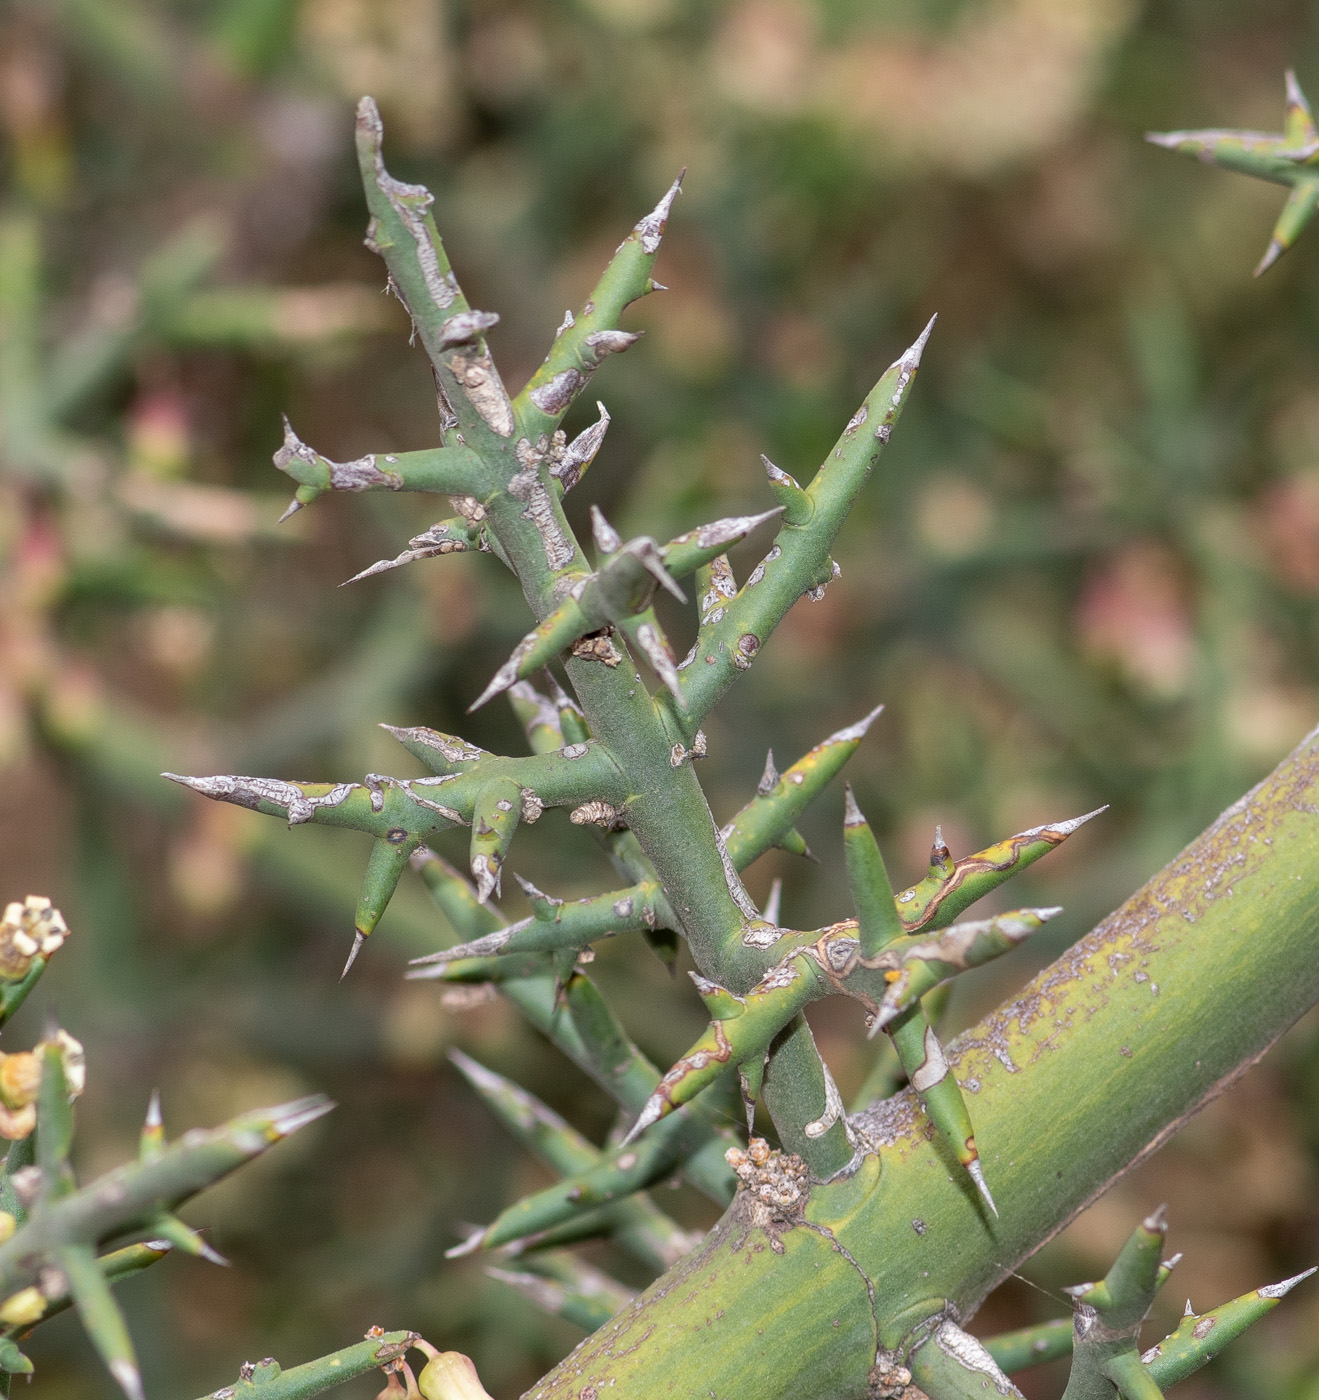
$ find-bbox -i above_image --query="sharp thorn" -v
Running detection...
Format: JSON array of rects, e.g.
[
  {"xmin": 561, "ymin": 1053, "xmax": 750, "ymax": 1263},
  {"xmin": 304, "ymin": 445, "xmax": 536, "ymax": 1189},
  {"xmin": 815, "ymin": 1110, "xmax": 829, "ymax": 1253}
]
[
  {"xmin": 268, "ymin": 1094, "xmax": 336, "ymax": 1137},
  {"xmin": 145, "ymin": 1090, "xmax": 162, "ymax": 1131},
  {"xmin": 843, "ymin": 783, "xmax": 865, "ymax": 828},
  {"xmin": 277, "ymin": 498, "xmax": 303, "ymax": 524},
  {"xmin": 1254, "ymin": 239, "xmax": 1284, "ymax": 278},
  {"xmin": 445, "ymin": 1227, "xmax": 488, "ymax": 1259},
  {"xmin": 341, "ymin": 930, "xmax": 366, "ymax": 980},
  {"xmin": 590, "ymin": 505, "xmax": 621, "ymax": 556},
  {"xmin": 828, "ymin": 702, "xmax": 885, "ymax": 744},
  {"xmin": 762, "ymin": 876, "xmax": 782, "ymax": 927},
  {"xmin": 966, "ymin": 1158, "xmax": 998, "ymax": 1217},
  {"xmin": 897, "ymin": 313, "xmax": 937, "ymax": 371},
  {"xmin": 1143, "ymin": 1203, "xmax": 1169, "ymax": 1233},
  {"xmin": 1258, "ymin": 1265, "xmax": 1318, "ymax": 1299},
  {"xmin": 1184, "ymin": 1297, "xmax": 1194, "ymax": 1316},
  {"xmin": 758, "ymin": 749, "xmax": 779, "ymax": 795},
  {"xmin": 110, "ymin": 1359, "xmax": 146, "ymax": 1400},
  {"xmin": 620, "ymin": 1098, "xmax": 663, "ymax": 1148}
]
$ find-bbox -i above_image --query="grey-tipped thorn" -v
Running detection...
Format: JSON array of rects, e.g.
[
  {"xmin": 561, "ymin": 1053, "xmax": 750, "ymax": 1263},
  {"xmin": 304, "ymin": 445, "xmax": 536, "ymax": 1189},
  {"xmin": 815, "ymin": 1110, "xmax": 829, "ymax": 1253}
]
[
  {"xmin": 555, "ymin": 403, "xmax": 611, "ymax": 492},
  {"xmin": 145, "ymin": 1091, "xmax": 162, "ymax": 1132},
  {"xmin": 1254, "ymin": 240, "xmax": 1284, "ymax": 278},
  {"xmin": 827, "ymin": 703, "xmax": 885, "ymax": 745},
  {"xmin": 758, "ymin": 750, "xmax": 779, "ymax": 795},
  {"xmin": 110, "ymin": 1359, "xmax": 146, "ymax": 1400},
  {"xmin": 268, "ymin": 1094, "xmax": 336, "ymax": 1138},
  {"xmin": 591, "ymin": 505, "xmax": 622, "ymax": 556},
  {"xmin": 341, "ymin": 930, "xmax": 366, "ymax": 980},
  {"xmin": 277, "ymin": 498, "xmax": 304, "ymax": 523},
  {"xmin": 762, "ymin": 877, "xmax": 782, "ymax": 927},
  {"xmin": 1017, "ymin": 805, "xmax": 1108, "ymax": 840},
  {"xmin": 894, "ymin": 314, "xmax": 937, "ymax": 373},
  {"xmin": 843, "ymin": 783, "xmax": 865, "ymax": 828},
  {"xmin": 1258, "ymin": 1265, "xmax": 1318, "ymax": 1299},
  {"xmin": 446, "ymin": 1227, "xmax": 488, "ymax": 1259},
  {"xmin": 1143, "ymin": 1203, "xmax": 1169, "ymax": 1234},
  {"xmin": 620, "ymin": 1097, "xmax": 663, "ymax": 1148},
  {"xmin": 966, "ymin": 1158, "xmax": 998, "ymax": 1218},
  {"xmin": 634, "ymin": 170, "xmax": 685, "ymax": 254}
]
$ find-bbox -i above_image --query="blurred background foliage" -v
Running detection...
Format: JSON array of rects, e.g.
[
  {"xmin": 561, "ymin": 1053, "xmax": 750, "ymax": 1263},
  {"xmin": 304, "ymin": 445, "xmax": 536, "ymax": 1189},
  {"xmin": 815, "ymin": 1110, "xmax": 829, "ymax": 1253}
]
[{"xmin": 4, "ymin": 0, "xmax": 1319, "ymax": 1395}]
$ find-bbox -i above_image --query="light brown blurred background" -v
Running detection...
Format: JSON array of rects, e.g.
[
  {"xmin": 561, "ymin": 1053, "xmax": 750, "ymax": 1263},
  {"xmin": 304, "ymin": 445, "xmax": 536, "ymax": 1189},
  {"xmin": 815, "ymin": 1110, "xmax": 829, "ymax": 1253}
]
[{"xmin": 4, "ymin": 0, "xmax": 1319, "ymax": 1395}]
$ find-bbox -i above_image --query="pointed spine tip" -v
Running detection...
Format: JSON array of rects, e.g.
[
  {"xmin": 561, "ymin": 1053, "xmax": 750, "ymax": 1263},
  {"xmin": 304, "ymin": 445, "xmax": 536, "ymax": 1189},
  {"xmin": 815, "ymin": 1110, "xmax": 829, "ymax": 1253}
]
[
  {"xmin": 758, "ymin": 749, "xmax": 779, "ymax": 795},
  {"xmin": 110, "ymin": 1359, "xmax": 146, "ymax": 1400},
  {"xmin": 1144, "ymin": 130, "xmax": 1183, "ymax": 148},
  {"xmin": 1258, "ymin": 1265, "xmax": 1318, "ymax": 1299},
  {"xmin": 1254, "ymin": 240, "xmax": 1283, "ymax": 277},
  {"xmin": 843, "ymin": 784, "xmax": 865, "ymax": 828},
  {"xmin": 762, "ymin": 876, "xmax": 782, "ymax": 926},
  {"xmin": 621, "ymin": 1098, "xmax": 662, "ymax": 1148},
  {"xmin": 1286, "ymin": 68, "xmax": 1308, "ymax": 110},
  {"xmin": 829, "ymin": 702, "xmax": 885, "ymax": 744},
  {"xmin": 966, "ymin": 1158, "xmax": 998, "ymax": 1217},
  {"xmin": 277, "ymin": 498, "xmax": 303, "ymax": 524},
  {"xmin": 898, "ymin": 313, "xmax": 937, "ymax": 370},
  {"xmin": 269, "ymin": 1094, "xmax": 336, "ymax": 1137},
  {"xmin": 341, "ymin": 930, "xmax": 367, "ymax": 980},
  {"xmin": 590, "ymin": 505, "xmax": 621, "ymax": 555},
  {"xmin": 145, "ymin": 1090, "xmax": 162, "ymax": 1130},
  {"xmin": 445, "ymin": 1228, "xmax": 488, "ymax": 1260},
  {"xmin": 1143, "ymin": 1203, "xmax": 1169, "ymax": 1233},
  {"xmin": 1050, "ymin": 804, "xmax": 1109, "ymax": 837}
]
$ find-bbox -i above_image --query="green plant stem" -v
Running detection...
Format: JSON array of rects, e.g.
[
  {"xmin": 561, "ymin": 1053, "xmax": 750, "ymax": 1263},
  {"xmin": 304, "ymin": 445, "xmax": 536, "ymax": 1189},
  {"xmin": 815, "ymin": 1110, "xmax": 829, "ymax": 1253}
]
[{"xmin": 521, "ymin": 725, "xmax": 1319, "ymax": 1399}]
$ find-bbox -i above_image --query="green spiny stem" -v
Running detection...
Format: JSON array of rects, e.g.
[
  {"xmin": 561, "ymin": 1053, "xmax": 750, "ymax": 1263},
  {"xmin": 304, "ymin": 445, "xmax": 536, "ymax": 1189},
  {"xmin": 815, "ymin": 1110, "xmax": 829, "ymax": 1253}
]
[
  {"xmin": 983, "ymin": 1317, "xmax": 1073, "ymax": 1373},
  {"xmin": 352, "ymin": 836, "xmax": 415, "ymax": 969},
  {"xmin": 486, "ymin": 1252, "xmax": 635, "ymax": 1333},
  {"xmin": 623, "ymin": 955, "xmax": 826, "ymax": 1140},
  {"xmin": 896, "ymin": 808, "xmax": 1106, "ymax": 933},
  {"xmin": 188, "ymin": 1330, "xmax": 418, "ymax": 1400},
  {"xmin": 1142, "ymin": 1267, "xmax": 1317, "ymax": 1388},
  {"xmin": 36, "ymin": 1040, "xmax": 75, "ymax": 1205},
  {"xmin": 458, "ymin": 1085, "xmax": 733, "ymax": 1255},
  {"xmin": 57, "ymin": 1244, "xmax": 143, "ymax": 1400},
  {"xmin": 885, "ymin": 1005, "xmax": 995, "ymax": 1215},
  {"xmin": 513, "ymin": 176, "xmax": 681, "ymax": 444},
  {"xmin": 447, "ymin": 1050, "xmax": 695, "ymax": 1272},
  {"xmin": 658, "ymin": 509, "xmax": 784, "ymax": 580},
  {"xmin": 272, "ymin": 417, "xmax": 483, "ymax": 512},
  {"xmin": 407, "ymin": 855, "xmax": 735, "ymax": 1203},
  {"xmin": 843, "ymin": 786, "xmax": 904, "ymax": 958},
  {"xmin": 906, "ymin": 1317, "xmax": 1024, "ymax": 1400},
  {"xmin": 521, "ymin": 730, "xmax": 1319, "ymax": 1400},
  {"xmin": 1101, "ymin": 1348, "xmax": 1164, "ymax": 1400},
  {"xmin": 1060, "ymin": 1209, "xmax": 1169, "ymax": 1400},
  {"xmin": 343, "ymin": 518, "xmax": 483, "ymax": 584},
  {"xmin": 411, "ymin": 879, "xmax": 668, "ymax": 964},
  {"xmin": 673, "ymin": 317, "xmax": 934, "ymax": 732},
  {"xmin": 469, "ymin": 777, "xmax": 524, "ymax": 902},
  {"xmin": 19, "ymin": 1241, "xmax": 171, "ymax": 1330},
  {"xmin": 471, "ymin": 533, "xmax": 686, "ymax": 712},
  {"xmin": 870, "ymin": 907, "xmax": 1061, "ymax": 1032},
  {"xmin": 0, "ymin": 1095, "xmax": 333, "ymax": 1296},
  {"xmin": 1148, "ymin": 70, "xmax": 1319, "ymax": 275},
  {"xmin": 356, "ymin": 98, "xmax": 516, "ymax": 456},
  {"xmin": 722, "ymin": 707, "xmax": 884, "ymax": 872}
]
